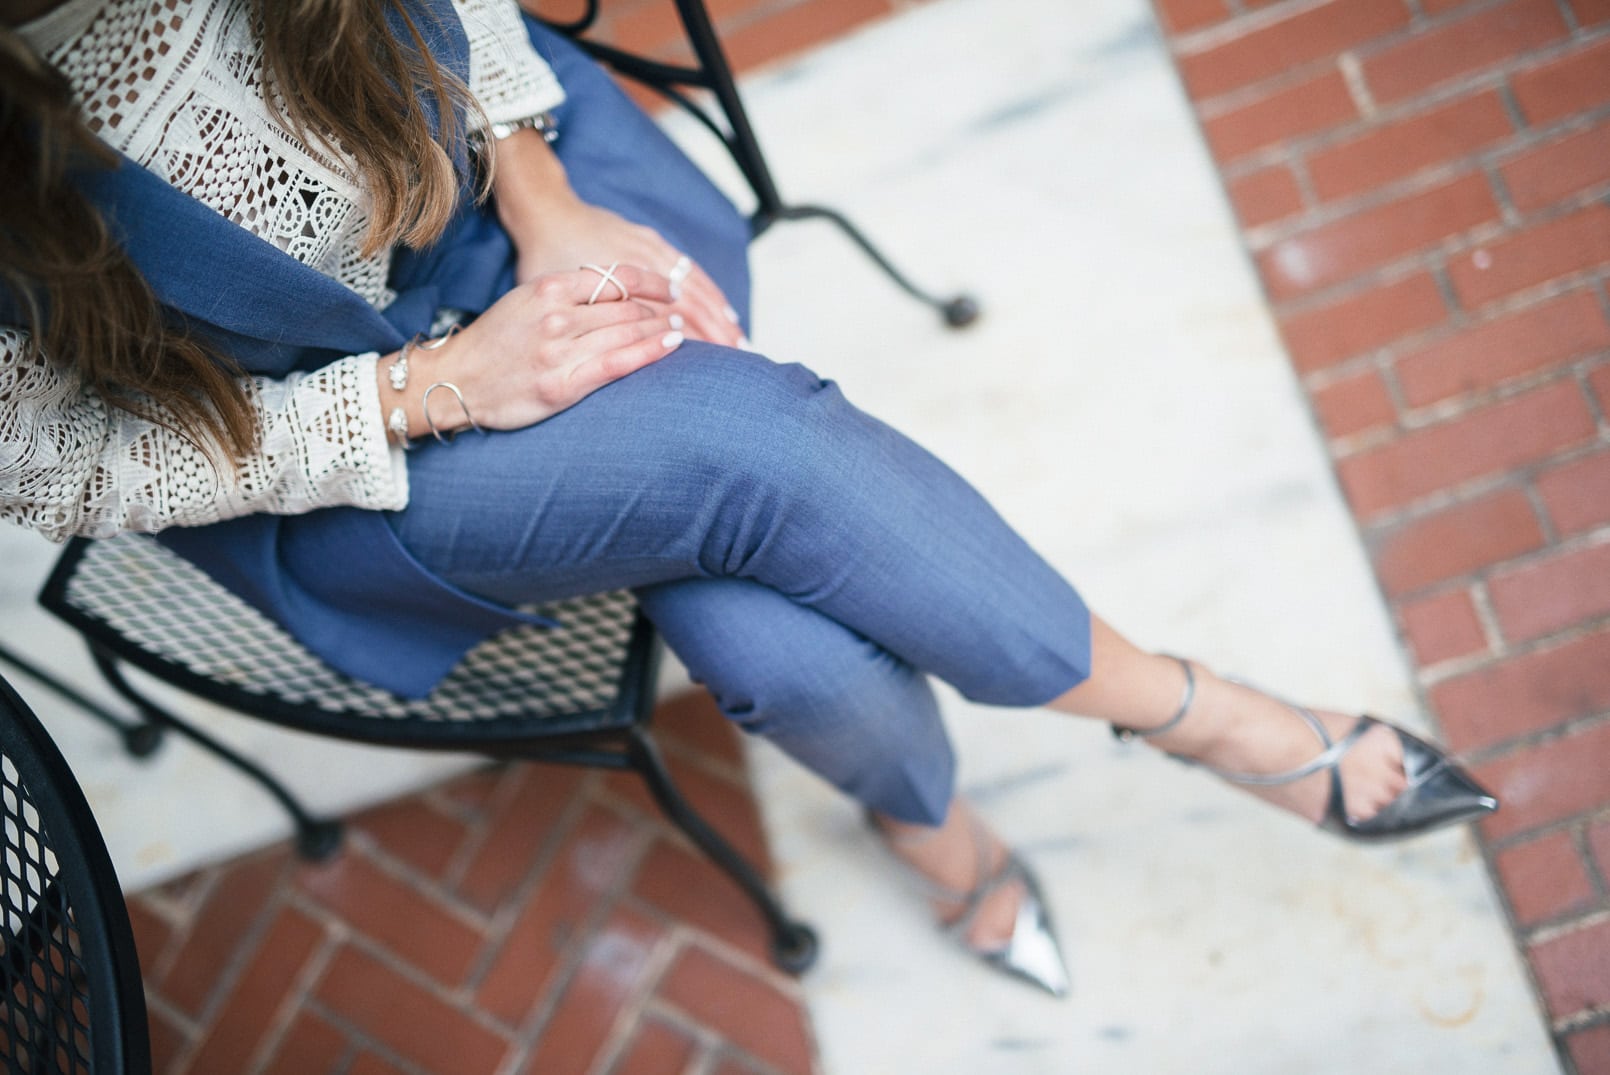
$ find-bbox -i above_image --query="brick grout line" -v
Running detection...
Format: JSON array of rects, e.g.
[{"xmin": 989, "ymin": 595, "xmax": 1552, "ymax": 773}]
[
  {"xmin": 1572, "ymin": 823, "xmax": 1610, "ymax": 901},
  {"xmin": 1551, "ymin": 0, "xmax": 1582, "ymax": 32},
  {"xmin": 1351, "ymin": 431, "xmax": 1609, "ymax": 531},
  {"xmin": 507, "ymin": 818, "xmax": 657, "ymax": 1053},
  {"xmin": 140, "ymin": 989, "xmax": 201, "ymax": 1054},
  {"xmin": 337, "ymin": 826, "xmax": 502, "ymax": 938},
  {"xmin": 617, "ymin": 893, "xmax": 797, "ymax": 995},
  {"xmin": 1465, "ymin": 707, "xmax": 1610, "ymax": 768},
  {"xmin": 582, "ymin": 923, "xmax": 689, "ymax": 1075},
  {"xmin": 1190, "ymin": 0, "xmax": 1607, "ymax": 117},
  {"xmin": 425, "ymin": 767, "xmax": 506, "ymax": 891},
  {"xmin": 244, "ymin": 926, "xmax": 342, "ymax": 1075},
  {"xmin": 459, "ymin": 771, "xmax": 599, "ymax": 997},
  {"xmin": 169, "ymin": 858, "xmax": 297, "ymax": 1056},
  {"xmin": 302, "ymin": 998, "xmax": 437, "ymax": 1075},
  {"xmin": 437, "ymin": 763, "xmax": 526, "ymax": 892},
  {"xmin": 641, "ymin": 995, "xmax": 807, "ymax": 1075},
  {"xmin": 1533, "ymin": 907, "xmax": 1610, "ymax": 948},
  {"xmin": 1232, "ymin": 83, "xmax": 1610, "ymax": 253},
  {"xmin": 1337, "ymin": 50, "xmax": 1377, "ymax": 116},
  {"xmin": 132, "ymin": 866, "xmax": 220, "ymax": 984},
  {"xmin": 658, "ymin": 733, "xmax": 753, "ymax": 789},
  {"xmin": 287, "ymin": 887, "xmax": 525, "ymax": 1049},
  {"xmin": 1168, "ymin": 0, "xmax": 1346, "ymax": 55},
  {"xmin": 1351, "ymin": 484, "xmax": 1610, "ymax": 669}
]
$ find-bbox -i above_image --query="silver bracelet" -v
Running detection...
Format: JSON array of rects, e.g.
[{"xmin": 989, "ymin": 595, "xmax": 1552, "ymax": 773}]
[
  {"xmin": 419, "ymin": 323, "xmax": 461, "ymax": 350},
  {"xmin": 421, "ymin": 381, "xmax": 485, "ymax": 444},
  {"xmin": 387, "ymin": 406, "xmax": 411, "ymax": 450},
  {"xmin": 388, "ymin": 337, "xmax": 419, "ymax": 393},
  {"xmin": 486, "ymin": 110, "xmax": 559, "ymax": 144}
]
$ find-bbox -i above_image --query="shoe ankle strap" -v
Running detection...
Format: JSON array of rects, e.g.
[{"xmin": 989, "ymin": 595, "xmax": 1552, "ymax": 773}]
[{"xmin": 1112, "ymin": 655, "xmax": 1195, "ymax": 742}]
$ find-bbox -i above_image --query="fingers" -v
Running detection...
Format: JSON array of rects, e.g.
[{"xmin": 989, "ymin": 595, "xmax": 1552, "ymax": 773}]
[
  {"xmin": 669, "ymin": 260, "xmax": 744, "ymax": 348},
  {"xmin": 530, "ymin": 265, "xmax": 675, "ymax": 308},
  {"xmin": 566, "ymin": 316, "xmax": 685, "ymax": 397},
  {"xmin": 526, "ymin": 262, "xmax": 742, "ymax": 349}
]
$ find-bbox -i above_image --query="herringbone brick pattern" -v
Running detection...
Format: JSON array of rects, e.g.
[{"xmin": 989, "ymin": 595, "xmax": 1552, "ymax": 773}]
[
  {"xmin": 124, "ymin": 693, "xmax": 819, "ymax": 1075},
  {"xmin": 1154, "ymin": 0, "xmax": 1610, "ymax": 1069}
]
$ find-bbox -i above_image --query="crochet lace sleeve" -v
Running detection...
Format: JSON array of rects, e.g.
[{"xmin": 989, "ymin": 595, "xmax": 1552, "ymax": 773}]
[
  {"xmin": 457, "ymin": 0, "xmax": 566, "ymax": 131},
  {"xmin": 0, "ymin": 328, "xmax": 408, "ymax": 542}
]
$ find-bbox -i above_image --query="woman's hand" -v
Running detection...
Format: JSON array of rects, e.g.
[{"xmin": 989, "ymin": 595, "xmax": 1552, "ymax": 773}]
[
  {"xmin": 489, "ymin": 129, "xmax": 745, "ymax": 349},
  {"xmin": 380, "ymin": 265, "xmax": 684, "ymax": 440}
]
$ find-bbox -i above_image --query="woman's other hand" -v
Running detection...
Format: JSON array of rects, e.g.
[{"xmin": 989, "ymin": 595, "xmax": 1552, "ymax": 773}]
[
  {"xmin": 489, "ymin": 129, "xmax": 745, "ymax": 349},
  {"xmin": 382, "ymin": 266, "xmax": 684, "ymax": 440}
]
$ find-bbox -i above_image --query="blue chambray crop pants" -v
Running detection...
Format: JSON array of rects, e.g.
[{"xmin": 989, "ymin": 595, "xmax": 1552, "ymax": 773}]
[
  {"xmin": 386, "ymin": 21, "xmax": 1092, "ymax": 825},
  {"xmin": 388, "ymin": 343, "xmax": 1092, "ymax": 824}
]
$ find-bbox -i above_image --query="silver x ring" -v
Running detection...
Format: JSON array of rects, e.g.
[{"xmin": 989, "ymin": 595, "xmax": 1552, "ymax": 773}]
[{"xmin": 582, "ymin": 261, "xmax": 630, "ymax": 305}]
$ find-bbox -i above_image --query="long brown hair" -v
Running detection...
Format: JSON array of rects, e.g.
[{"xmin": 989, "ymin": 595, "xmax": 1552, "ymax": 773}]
[{"xmin": 0, "ymin": 0, "xmax": 479, "ymax": 461}]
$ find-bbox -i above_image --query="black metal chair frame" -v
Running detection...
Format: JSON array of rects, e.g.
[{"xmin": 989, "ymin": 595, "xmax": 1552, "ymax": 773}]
[
  {"xmin": 1, "ymin": 672, "xmax": 152, "ymax": 1074},
  {"xmin": 545, "ymin": 0, "xmax": 980, "ymax": 327},
  {"xmin": 18, "ymin": 537, "xmax": 817, "ymax": 974}
]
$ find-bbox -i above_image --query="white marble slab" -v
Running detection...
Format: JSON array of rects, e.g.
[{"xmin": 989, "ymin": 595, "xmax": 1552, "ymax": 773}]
[{"xmin": 657, "ymin": 0, "xmax": 1561, "ymax": 1069}]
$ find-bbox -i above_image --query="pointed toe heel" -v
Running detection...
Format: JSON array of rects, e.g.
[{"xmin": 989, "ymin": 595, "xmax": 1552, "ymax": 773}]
[
  {"xmin": 1113, "ymin": 658, "xmax": 1499, "ymax": 844},
  {"xmin": 872, "ymin": 810, "xmax": 1071, "ymax": 997},
  {"xmin": 1328, "ymin": 720, "xmax": 1498, "ymax": 841},
  {"xmin": 979, "ymin": 855, "xmax": 1071, "ymax": 998}
]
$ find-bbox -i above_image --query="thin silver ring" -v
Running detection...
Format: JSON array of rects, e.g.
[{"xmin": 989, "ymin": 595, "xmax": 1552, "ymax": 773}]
[{"xmin": 582, "ymin": 261, "xmax": 629, "ymax": 305}]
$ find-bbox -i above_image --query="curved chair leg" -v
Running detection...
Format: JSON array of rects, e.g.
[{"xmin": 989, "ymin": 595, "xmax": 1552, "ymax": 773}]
[
  {"xmin": 88, "ymin": 647, "xmax": 343, "ymax": 861},
  {"xmin": 626, "ymin": 726, "xmax": 819, "ymax": 974},
  {"xmin": 766, "ymin": 204, "xmax": 981, "ymax": 327},
  {"xmin": 0, "ymin": 641, "xmax": 163, "ymax": 758},
  {"xmin": 671, "ymin": 0, "xmax": 980, "ymax": 330}
]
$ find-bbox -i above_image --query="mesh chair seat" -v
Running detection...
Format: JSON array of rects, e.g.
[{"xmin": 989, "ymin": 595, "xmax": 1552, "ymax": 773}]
[
  {"xmin": 41, "ymin": 534, "xmax": 648, "ymax": 744},
  {"xmin": 1, "ymin": 675, "xmax": 151, "ymax": 1074}
]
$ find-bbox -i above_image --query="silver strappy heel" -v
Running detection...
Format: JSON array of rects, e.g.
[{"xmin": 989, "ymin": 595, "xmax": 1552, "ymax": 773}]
[
  {"xmin": 872, "ymin": 810, "xmax": 1071, "ymax": 997},
  {"xmin": 1112, "ymin": 657, "xmax": 1499, "ymax": 842}
]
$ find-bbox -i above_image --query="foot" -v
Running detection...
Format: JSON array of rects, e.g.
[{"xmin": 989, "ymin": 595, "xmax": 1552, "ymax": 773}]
[
  {"xmin": 1132, "ymin": 660, "xmax": 1410, "ymax": 826},
  {"xmin": 870, "ymin": 799, "xmax": 1025, "ymax": 953}
]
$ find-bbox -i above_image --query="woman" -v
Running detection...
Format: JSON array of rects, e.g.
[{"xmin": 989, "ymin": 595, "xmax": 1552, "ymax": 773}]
[{"xmin": 0, "ymin": 0, "xmax": 1496, "ymax": 997}]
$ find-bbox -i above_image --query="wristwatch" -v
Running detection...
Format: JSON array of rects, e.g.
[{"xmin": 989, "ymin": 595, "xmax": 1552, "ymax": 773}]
[{"xmin": 486, "ymin": 110, "xmax": 559, "ymax": 144}]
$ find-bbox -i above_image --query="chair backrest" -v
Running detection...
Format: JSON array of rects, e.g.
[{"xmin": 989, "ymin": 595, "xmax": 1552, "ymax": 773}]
[{"xmin": 0, "ymin": 675, "xmax": 150, "ymax": 1075}]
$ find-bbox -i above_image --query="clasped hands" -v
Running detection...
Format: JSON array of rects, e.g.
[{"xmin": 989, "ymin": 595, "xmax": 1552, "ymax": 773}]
[{"xmin": 382, "ymin": 132, "xmax": 745, "ymax": 441}]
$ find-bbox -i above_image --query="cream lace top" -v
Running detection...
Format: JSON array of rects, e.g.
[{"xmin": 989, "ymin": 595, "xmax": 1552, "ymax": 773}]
[{"xmin": 1, "ymin": 0, "xmax": 563, "ymax": 540}]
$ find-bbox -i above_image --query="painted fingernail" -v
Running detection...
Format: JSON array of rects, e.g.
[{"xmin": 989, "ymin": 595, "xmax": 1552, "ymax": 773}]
[
  {"xmin": 662, "ymin": 331, "xmax": 685, "ymax": 349},
  {"xmin": 669, "ymin": 313, "xmax": 685, "ymax": 330},
  {"xmin": 723, "ymin": 305, "xmax": 740, "ymax": 324}
]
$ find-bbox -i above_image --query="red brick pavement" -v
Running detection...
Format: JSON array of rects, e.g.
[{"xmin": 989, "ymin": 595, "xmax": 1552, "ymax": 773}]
[
  {"xmin": 1154, "ymin": 0, "xmax": 1610, "ymax": 1069},
  {"xmin": 126, "ymin": 692, "xmax": 819, "ymax": 1075}
]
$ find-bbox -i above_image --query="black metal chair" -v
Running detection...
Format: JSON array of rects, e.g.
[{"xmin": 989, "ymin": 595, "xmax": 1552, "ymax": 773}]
[
  {"xmin": 0, "ymin": 673, "xmax": 151, "ymax": 1074},
  {"xmin": 28, "ymin": 534, "xmax": 817, "ymax": 974},
  {"xmin": 0, "ymin": 0, "xmax": 976, "ymax": 982},
  {"xmin": 545, "ymin": 0, "xmax": 980, "ymax": 328}
]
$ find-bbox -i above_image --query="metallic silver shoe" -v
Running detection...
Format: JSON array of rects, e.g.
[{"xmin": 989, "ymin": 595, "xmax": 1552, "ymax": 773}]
[
  {"xmin": 872, "ymin": 810, "xmax": 1071, "ymax": 997},
  {"xmin": 1113, "ymin": 657, "xmax": 1499, "ymax": 842}
]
